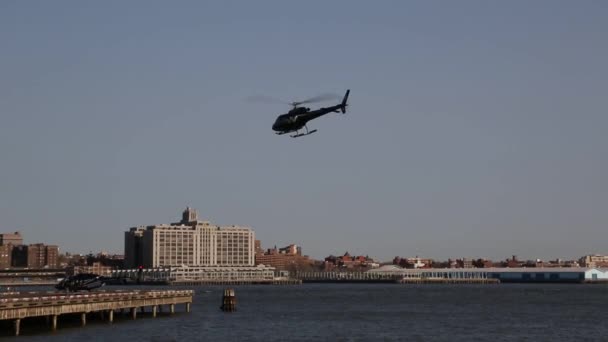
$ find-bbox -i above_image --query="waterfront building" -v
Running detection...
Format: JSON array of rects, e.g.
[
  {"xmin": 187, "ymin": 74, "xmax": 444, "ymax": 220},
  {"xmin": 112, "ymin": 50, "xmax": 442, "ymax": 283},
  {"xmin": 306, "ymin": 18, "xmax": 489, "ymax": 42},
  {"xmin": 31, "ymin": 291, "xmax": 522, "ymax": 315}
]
[
  {"xmin": 124, "ymin": 207, "xmax": 254, "ymax": 268},
  {"xmin": 124, "ymin": 227, "xmax": 145, "ymax": 268},
  {"xmin": 366, "ymin": 266, "xmax": 608, "ymax": 283},
  {"xmin": 393, "ymin": 256, "xmax": 433, "ymax": 269},
  {"xmin": 324, "ymin": 252, "xmax": 377, "ymax": 270},
  {"xmin": 255, "ymin": 242, "xmax": 314, "ymax": 271},
  {"xmin": 10, "ymin": 243, "xmax": 58, "ymax": 268},
  {"xmin": 0, "ymin": 245, "xmax": 12, "ymax": 268},
  {"xmin": 112, "ymin": 264, "xmax": 276, "ymax": 283},
  {"xmin": 579, "ymin": 254, "xmax": 608, "ymax": 268},
  {"xmin": 68, "ymin": 262, "xmax": 113, "ymax": 276},
  {"xmin": 0, "ymin": 232, "xmax": 22, "ymax": 246}
]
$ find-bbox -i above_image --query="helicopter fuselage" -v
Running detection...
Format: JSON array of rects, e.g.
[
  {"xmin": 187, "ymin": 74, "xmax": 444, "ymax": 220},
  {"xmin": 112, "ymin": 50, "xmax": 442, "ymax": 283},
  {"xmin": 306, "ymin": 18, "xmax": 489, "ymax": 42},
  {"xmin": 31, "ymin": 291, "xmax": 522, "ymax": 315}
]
[{"xmin": 271, "ymin": 104, "xmax": 342, "ymax": 133}]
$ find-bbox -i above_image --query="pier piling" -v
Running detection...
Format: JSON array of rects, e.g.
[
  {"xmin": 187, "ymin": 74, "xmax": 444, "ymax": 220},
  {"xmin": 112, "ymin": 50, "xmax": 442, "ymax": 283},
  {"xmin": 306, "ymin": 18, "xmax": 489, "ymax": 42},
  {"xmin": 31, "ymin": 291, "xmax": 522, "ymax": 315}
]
[
  {"xmin": 221, "ymin": 288, "xmax": 237, "ymax": 312},
  {"xmin": 14, "ymin": 319, "xmax": 20, "ymax": 336}
]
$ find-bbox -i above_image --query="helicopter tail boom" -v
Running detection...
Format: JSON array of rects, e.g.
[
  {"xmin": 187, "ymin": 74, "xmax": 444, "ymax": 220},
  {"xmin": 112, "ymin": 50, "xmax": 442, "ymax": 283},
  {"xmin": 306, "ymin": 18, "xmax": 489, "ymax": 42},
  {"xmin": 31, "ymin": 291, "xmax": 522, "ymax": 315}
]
[{"xmin": 340, "ymin": 89, "xmax": 350, "ymax": 113}]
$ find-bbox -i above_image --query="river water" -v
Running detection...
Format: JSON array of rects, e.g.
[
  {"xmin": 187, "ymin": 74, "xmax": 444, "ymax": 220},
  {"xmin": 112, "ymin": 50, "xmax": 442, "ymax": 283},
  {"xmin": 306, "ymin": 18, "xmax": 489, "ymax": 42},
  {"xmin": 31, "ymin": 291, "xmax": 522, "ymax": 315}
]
[{"xmin": 6, "ymin": 283, "xmax": 608, "ymax": 341}]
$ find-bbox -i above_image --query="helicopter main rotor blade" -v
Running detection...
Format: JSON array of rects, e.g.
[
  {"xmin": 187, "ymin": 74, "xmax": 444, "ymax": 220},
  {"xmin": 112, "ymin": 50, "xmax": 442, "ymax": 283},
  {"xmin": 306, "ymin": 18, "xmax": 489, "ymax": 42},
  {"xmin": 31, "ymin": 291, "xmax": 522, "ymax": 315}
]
[{"xmin": 294, "ymin": 93, "xmax": 340, "ymax": 106}]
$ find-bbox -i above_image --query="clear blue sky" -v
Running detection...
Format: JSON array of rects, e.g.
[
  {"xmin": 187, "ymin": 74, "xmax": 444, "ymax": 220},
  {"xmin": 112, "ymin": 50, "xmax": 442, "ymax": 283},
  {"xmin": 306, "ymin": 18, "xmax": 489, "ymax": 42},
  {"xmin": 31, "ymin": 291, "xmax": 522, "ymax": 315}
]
[{"xmin": 1, "ymin": 1, "xmax": 607, "ymax": 262}]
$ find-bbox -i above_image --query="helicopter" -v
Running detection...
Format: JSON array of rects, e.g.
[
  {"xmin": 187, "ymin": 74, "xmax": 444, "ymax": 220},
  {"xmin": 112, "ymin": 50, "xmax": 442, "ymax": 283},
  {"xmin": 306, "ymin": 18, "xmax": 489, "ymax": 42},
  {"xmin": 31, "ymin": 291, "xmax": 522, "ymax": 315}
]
[
  {"xmin": 55, "ymin": 273, "xmax": 105, "ymax": 292},
  {"xmin": 269, "ymin": 89, "xmax": 351, "ymax": 138}
]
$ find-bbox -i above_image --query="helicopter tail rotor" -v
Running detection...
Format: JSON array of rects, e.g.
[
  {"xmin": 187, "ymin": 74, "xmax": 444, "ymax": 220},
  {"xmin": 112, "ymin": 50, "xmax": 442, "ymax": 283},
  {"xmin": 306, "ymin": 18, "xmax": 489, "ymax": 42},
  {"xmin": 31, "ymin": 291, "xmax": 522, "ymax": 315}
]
[{"xmin": 340, "ymin": 89, "xmax": 350, "ymax": 114}]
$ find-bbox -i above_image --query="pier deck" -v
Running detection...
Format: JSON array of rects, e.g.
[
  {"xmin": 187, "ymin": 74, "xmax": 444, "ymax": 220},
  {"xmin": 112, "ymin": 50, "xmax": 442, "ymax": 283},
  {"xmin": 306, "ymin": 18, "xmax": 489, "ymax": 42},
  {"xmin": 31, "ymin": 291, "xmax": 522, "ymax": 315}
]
[{"xmin": 0, "ymin": 289, "xmax": 193, "ymax": 336}]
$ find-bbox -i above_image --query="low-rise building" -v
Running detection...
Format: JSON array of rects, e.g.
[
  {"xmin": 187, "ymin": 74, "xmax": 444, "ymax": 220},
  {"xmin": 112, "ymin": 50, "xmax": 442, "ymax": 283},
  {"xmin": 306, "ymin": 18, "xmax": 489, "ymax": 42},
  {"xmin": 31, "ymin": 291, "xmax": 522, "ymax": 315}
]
[
  {"xmin": 255, "ymin": 243, "xmax": 313, "ymax": 271},
  {"xmin": 367, "ymin": 266, "xmax": 608, "ymax": 283},
  {"xmin": 325, "ymin": 252, "xmax": 376, "ymax": 270},
  {"xmin": 112, "ymin": 264, "xmax": 276, "ymax": 283},
  {"xmin": 0, "ymin": 232, "xmax": 23, "ymax": 246},
  {"xmin": 579, "ymin": 254, "xmax": 608, "ymax": 268},
  {"xmin": 68, "ymin": 262, "xmax": 114, "ymax": 276},
  {"xmin": 393, "ymin": 256, "xmax": 433, "ymax": 269}
]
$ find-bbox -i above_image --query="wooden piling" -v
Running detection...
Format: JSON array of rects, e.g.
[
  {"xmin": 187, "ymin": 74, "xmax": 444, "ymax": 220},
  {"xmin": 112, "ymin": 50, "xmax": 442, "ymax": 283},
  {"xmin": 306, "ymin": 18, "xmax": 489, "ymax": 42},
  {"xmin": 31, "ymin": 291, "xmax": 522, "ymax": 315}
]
[{"xmin": 220, "ymin": 288, "xmax": 237, "ymax": 312}]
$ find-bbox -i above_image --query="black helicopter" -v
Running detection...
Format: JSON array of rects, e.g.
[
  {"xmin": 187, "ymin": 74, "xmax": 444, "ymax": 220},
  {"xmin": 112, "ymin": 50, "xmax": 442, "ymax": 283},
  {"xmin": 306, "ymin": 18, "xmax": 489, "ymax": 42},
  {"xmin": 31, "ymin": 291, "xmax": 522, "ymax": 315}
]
[
  {"xmin": 270, "ymin": 89, "xmax": 350, "ymax": 138},
  {"xmin": 55, "ymin": 273, "xmax": 105, "ymax": 292}
]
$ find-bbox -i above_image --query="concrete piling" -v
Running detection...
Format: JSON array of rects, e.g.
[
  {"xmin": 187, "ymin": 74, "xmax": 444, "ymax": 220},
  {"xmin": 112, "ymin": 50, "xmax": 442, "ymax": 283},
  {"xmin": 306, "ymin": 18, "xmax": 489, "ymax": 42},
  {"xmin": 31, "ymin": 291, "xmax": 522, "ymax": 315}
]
[{"xmin": 14, "ymin": 319, "xmax": 21, "ymax": 336}]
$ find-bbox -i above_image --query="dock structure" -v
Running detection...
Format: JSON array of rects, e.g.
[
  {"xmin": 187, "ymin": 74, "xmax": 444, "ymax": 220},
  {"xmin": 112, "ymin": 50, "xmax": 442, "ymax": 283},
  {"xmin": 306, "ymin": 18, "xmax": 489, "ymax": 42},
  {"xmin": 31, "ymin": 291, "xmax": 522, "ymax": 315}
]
[{"xmin": 0, "ymin": 289, "xmax": 193, "ymax": 336}]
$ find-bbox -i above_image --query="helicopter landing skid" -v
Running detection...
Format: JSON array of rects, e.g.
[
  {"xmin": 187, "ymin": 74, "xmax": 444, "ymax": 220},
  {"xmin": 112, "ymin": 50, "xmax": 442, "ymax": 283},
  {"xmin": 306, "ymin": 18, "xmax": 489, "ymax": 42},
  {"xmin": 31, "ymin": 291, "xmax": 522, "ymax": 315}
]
[{"xmin": 291, "ymin": 129, "xmax": 317, "ymax": 138}]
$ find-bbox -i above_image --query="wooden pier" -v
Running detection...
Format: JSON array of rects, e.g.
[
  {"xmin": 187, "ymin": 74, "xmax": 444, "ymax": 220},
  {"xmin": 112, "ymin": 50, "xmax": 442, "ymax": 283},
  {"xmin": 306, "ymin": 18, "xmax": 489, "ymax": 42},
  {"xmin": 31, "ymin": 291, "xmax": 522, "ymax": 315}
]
[{"xmin": 0, "ymin": 289, "xmax": 193, "ymax": 336}]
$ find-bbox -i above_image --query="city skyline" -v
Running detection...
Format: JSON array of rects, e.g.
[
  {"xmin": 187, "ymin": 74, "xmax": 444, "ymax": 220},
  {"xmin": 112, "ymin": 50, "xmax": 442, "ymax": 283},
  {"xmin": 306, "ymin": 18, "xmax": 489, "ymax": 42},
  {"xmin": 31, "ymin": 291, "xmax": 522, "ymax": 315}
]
[{"xmin": 1, "ymin": 2, "xmax": 607, "ymax": 261}]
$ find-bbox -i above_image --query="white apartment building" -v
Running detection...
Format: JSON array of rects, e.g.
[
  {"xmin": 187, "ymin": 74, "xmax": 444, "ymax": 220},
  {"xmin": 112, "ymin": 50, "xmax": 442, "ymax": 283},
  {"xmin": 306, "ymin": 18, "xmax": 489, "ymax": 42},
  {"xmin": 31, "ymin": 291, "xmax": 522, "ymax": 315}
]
[{"xmin": 125, "ymin": 207, "xmax": 254, "ymax": 268}]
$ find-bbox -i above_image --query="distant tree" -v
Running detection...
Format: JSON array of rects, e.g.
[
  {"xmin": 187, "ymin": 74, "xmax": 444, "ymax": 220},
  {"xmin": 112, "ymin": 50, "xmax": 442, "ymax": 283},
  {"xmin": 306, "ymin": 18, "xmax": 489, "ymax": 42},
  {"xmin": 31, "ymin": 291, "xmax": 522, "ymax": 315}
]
[
  {"xmin": 432, "ymin": 260, "xmax": 450, "ymax": 268},
  {"xmin": 472, "ymin": 258, "xmax": 485, "ymax": 268}
]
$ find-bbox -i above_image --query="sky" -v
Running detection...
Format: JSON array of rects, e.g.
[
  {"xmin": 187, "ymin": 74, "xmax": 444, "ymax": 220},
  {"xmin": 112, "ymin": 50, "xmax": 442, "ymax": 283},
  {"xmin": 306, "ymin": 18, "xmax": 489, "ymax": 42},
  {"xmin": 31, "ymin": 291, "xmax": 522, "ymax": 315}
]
[{"xmin": 1, "ymin": 1, "xmax": 607, "ymax": 262}]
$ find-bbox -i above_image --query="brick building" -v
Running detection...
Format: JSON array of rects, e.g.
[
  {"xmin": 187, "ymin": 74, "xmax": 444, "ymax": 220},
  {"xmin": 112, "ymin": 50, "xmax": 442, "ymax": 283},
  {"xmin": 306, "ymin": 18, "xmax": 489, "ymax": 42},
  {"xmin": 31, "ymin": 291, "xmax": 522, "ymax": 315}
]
[
  {"xmin": 10, "ymin": 244, "xmax": 58, "ymax": 268},
  {"xmin": 324, "ymin": 252, "xmax": 376, "ymax": 270},
  {"xmin": 0, "ymin": 232, "xmax": 23, "ymax": 246},
  {"xmin": 255, "ymin": 242, "xmax": 313, "ymax": 271},
  {"xmin": 0, "ymin": 245, "xmax": 12, "ymax": 268}
]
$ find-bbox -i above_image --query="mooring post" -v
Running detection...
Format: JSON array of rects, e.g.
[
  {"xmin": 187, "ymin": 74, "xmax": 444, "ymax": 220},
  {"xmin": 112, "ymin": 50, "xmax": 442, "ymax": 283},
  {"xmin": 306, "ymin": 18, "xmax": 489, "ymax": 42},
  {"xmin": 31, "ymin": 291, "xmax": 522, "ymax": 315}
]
[
  {"xmin": 170, "ymin": 303, "xmax": 175, "ymax": 314},
  {"xmin": 186, "ymin": 302, "xmax": 191, "ymax": 313},
  {"xmin": 140, "ymin": 306, "xmax": 145, "ymax": 314},
  {"xmin": 100, "ymin": 310, "xmax": 105, "ymax": 320},
  {"xmin": 52, "ymin": 315, "xmax": 58, "ymax": 330},
  {"xmin": 131, "ymin": 307, "xmax": 137, "ymax": 320},
  {"xmin": 109, "ymin": 310, "xmax": 114, "ymax": 323},
  {"xmin": 81, "ymin": 312, "xmax": 86, "ymax": 326},
  {"xmin": 152, "ymin": 305, "xmax": 157, "ymax": 318},
  {"xmin": 14, "ymin": 319, "xmax": 21, "ymax": 336}
]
